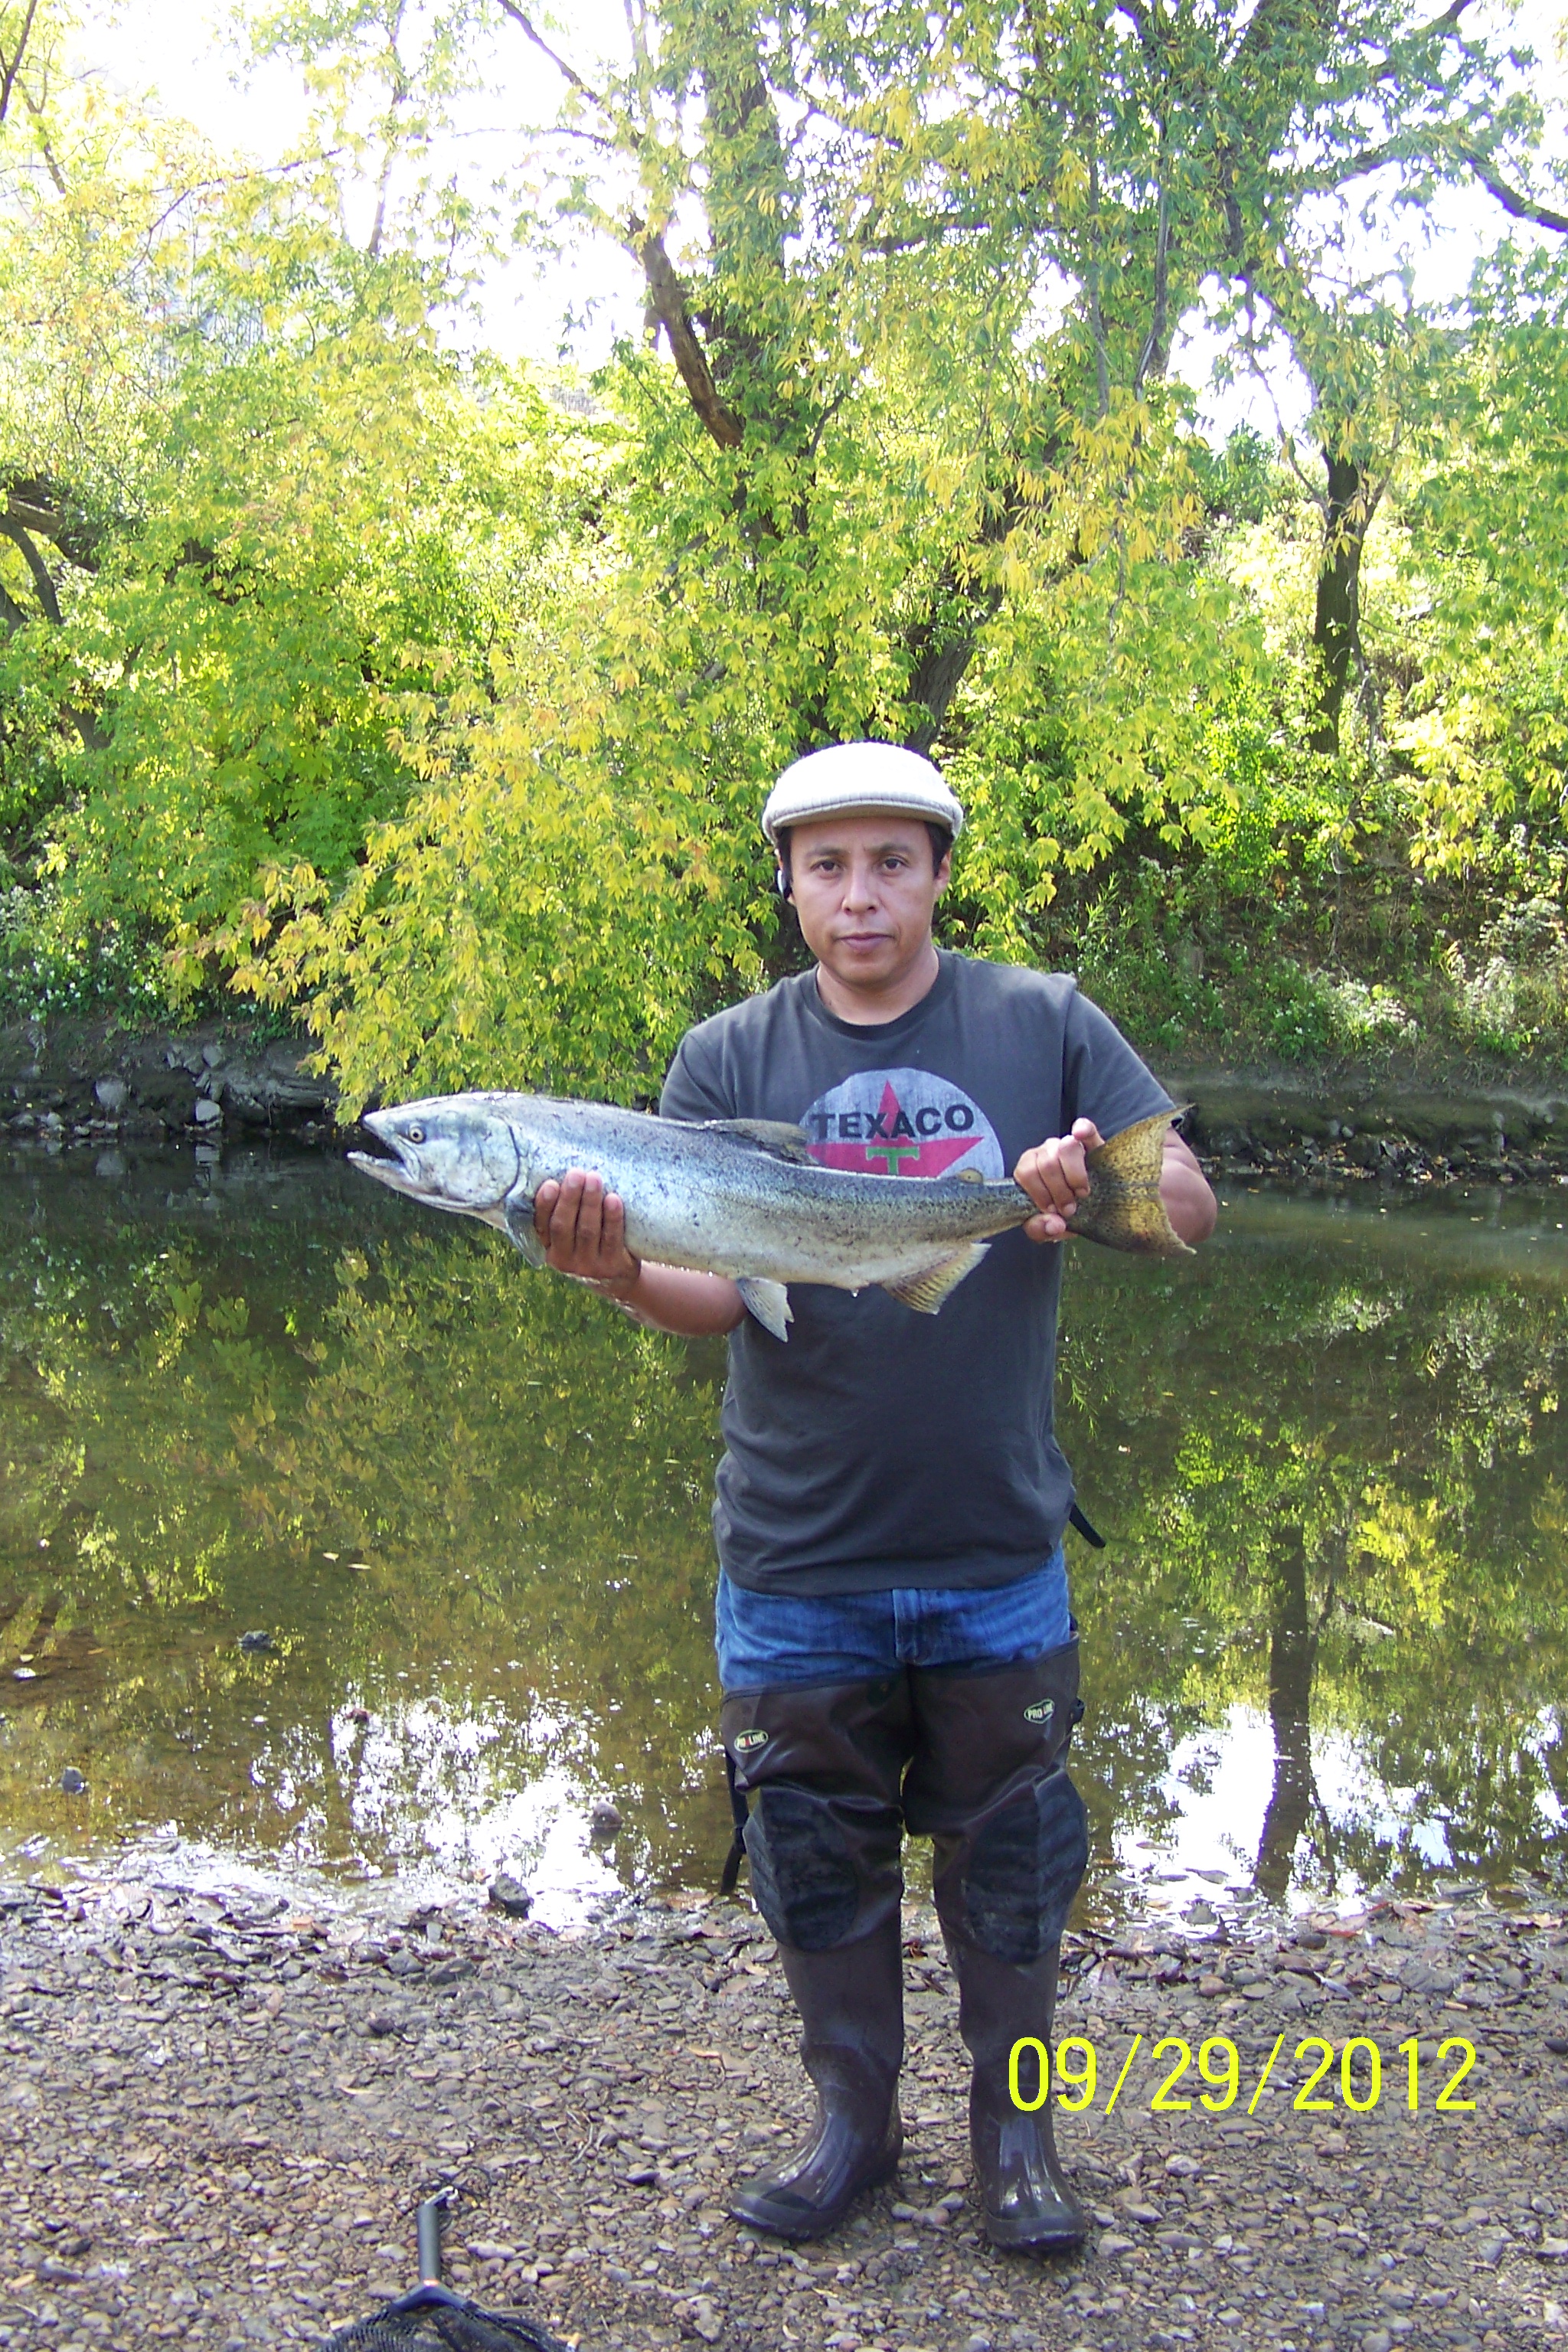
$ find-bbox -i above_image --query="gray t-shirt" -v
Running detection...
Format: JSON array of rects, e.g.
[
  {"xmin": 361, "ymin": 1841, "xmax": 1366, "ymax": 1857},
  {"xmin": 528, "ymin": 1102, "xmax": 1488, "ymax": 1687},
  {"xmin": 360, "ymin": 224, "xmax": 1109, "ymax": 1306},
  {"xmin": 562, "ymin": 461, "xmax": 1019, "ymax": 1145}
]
[{"xmin": 659, "ymin": 952, "xmax": 1172, "ymax": 1596}]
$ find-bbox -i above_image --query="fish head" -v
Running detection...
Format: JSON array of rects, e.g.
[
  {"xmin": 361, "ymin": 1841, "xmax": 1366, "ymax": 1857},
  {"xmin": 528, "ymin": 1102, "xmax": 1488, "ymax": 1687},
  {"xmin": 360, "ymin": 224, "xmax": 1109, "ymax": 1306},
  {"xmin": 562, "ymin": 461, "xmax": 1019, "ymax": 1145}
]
[{"xmin": 349, "ymin": 1097, "xmax": 521, "ymax": 1220}]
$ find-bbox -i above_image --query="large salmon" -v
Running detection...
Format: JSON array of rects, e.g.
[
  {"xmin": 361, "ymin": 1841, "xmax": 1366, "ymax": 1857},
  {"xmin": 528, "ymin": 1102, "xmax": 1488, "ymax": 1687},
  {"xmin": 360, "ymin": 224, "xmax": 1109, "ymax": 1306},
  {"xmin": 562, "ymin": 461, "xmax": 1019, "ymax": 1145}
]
[{"xmin": 350, "ymin": 1093, "xmax": 1187, "ymax": 1340}]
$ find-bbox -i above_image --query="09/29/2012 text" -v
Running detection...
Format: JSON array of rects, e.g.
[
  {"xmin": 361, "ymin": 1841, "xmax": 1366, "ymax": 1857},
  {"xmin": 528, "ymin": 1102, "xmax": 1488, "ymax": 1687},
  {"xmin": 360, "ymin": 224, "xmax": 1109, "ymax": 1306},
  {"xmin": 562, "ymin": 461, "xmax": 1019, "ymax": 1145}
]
[{"xmin": 1008, "ymin": 2033, "xmax": 1478, "ymax": 2119}]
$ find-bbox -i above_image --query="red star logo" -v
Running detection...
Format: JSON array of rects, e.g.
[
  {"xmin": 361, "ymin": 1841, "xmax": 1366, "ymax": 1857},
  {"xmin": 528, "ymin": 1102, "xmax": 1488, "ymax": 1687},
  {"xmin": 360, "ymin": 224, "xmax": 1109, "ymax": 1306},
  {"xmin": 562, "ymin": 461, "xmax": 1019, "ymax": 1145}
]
[{"xmin": 808, "ymin": 1080, "xmax": 982, "ymax": 1178}]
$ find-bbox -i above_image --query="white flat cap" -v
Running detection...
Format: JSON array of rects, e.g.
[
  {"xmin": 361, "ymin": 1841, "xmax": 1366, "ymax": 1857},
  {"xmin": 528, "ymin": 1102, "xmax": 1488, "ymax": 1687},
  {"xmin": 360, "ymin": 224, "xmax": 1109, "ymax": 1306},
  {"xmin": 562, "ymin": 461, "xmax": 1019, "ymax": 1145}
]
[{"xmin": 761, "ymin": 741, "xmax": 964, "ymax": 845}]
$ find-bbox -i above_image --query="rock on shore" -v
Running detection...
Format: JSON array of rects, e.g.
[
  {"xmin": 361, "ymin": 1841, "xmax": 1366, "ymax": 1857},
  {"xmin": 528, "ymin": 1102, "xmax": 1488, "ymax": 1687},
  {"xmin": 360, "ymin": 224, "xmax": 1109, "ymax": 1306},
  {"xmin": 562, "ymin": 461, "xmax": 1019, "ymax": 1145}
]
[
  {"xmin": 1165, "ymin": 1069, "xmax": 1568, "ymax": 1187},
  {"xmin": 8, "ymin": 1010, "xmax": 1568, "ymax": 1184},
  {"xmin": 2, "ymin": 1873, "xmax": 1566, "ymax": 2352},
  {"xmin": 0, "ymin": 1019, "xmax": 335, "ymax": 1148}
]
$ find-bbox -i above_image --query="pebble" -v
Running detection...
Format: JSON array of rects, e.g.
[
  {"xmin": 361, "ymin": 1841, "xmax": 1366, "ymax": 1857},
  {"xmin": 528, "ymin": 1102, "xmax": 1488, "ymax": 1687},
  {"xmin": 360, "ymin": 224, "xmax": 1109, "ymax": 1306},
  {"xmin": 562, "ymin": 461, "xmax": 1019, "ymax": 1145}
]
[
  {"xmin": 237, "ymin": 1630, "xmax": 274, "ymax": 1655},
  {"xmin": 0, "ymin": 1877, "xmax": 1563, "ymax": 2352},
  {"xmin": 59, "ymin": 1769, "xmax": 87, "ymax": 1795},
  {"xmin": 487, "ymin": 1874, "xmax": 532, "ymax": 1918}
]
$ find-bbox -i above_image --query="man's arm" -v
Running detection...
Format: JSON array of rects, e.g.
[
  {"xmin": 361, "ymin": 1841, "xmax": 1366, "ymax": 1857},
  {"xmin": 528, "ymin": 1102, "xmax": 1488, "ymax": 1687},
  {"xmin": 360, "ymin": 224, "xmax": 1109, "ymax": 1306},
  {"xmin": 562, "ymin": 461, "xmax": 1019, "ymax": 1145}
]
[
  {"xmin": 533, "ymin": 1169, "xmax": 746, "ymax": 1336},
  {"xmin": 1014, "ymin": 1119, "xmax": 1217, "ymax": 1247}
]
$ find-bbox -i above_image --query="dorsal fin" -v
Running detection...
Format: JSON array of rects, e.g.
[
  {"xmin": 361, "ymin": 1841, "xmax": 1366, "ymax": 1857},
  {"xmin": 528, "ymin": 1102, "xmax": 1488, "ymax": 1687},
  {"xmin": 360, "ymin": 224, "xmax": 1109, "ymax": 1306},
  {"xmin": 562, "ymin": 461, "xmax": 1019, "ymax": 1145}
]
[{"xmin": 704, "ymin": 1117, "xmax": 818, "ymax": 1165}]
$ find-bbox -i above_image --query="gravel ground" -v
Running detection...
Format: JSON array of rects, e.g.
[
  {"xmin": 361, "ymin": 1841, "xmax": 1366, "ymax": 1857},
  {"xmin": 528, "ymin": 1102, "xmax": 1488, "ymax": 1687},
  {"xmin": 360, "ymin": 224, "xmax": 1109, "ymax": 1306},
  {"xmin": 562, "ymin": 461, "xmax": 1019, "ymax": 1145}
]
[{"xmin": 2, "ymin": 1871, "xmax": 1566, "ymax": 2352}]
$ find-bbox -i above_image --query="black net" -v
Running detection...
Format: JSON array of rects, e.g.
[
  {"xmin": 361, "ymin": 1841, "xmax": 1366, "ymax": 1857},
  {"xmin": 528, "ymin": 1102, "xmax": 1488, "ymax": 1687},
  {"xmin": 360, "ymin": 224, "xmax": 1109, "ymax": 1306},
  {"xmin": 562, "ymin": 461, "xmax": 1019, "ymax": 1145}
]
[{"xmin": 322, "ymin": 2292, "xmax": 570, "ymax": 2352}]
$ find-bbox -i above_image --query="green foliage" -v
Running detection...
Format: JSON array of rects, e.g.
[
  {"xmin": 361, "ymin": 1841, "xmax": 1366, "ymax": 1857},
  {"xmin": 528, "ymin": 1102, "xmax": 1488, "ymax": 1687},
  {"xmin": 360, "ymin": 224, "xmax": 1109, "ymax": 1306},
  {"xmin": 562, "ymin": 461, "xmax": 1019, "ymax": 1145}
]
[{"xmin": 0, "ymin": 0, "xmax": 1565, "ymax": 1078}]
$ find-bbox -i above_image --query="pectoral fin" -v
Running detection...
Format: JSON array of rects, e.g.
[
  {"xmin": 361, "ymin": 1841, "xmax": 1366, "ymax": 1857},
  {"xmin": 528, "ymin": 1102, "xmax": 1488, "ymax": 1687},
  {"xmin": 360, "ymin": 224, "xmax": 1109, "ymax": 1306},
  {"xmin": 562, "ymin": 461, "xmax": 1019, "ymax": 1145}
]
[
  {"xmin": 502, "ymin": 1197, "xmax": 547, "ymax": 1267},
  {"xmin": 737, "ymin": 1276, "xmax": 792, "ymax": 1340},
  {"xmin": 881, "ymin": 1240, "xmax": 990, "ymax": 1314}
]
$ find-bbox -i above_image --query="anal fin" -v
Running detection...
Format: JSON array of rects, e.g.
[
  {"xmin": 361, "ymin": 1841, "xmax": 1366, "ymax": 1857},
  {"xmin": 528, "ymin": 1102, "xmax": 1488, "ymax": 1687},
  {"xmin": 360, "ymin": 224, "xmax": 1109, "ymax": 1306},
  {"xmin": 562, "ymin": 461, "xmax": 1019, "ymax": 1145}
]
[
  {"xmin": 881, "ymin": 1240, "xmax": 990, "ymax": 1314},
  {"xmin": 737, "ymin": 1276, "xmax": 792, "ymax": 1341}
]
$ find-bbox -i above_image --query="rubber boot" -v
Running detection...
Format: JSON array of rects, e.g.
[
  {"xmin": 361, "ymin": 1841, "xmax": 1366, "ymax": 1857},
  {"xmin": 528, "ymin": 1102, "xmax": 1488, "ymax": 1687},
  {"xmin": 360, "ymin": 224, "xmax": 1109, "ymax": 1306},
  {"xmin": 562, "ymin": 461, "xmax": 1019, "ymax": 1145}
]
[
  {"xmin": 727, "ymin": 1916, "xmax": 905, "ymax": 2240},
  {"xmin": 904, "ymin": 1643, "xmax": 1090, "ymax": 2256},
  {"xmin": 950, "ymin": 1934, "xmax": 1086, "ymax": 2251}
]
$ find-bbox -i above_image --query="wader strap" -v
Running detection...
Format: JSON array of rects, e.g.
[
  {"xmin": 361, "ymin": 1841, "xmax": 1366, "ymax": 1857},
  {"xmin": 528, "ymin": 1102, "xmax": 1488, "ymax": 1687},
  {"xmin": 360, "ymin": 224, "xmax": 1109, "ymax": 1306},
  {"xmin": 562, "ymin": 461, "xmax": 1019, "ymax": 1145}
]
[
  {"xmin": 1067, "ymin": 1502, "xmax": 1106, "ymax": 1550},
  {"xmin": 720, "ymin": 1749, "xmax": 750, "ymax": 1896}
]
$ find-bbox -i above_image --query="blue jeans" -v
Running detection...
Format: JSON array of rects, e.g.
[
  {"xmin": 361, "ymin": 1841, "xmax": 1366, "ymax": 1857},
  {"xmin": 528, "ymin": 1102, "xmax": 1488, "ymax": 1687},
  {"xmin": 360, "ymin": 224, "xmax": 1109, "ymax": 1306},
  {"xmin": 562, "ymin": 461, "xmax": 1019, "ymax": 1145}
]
[{"xmin": 714, "ymin": 1545, "xmax": 1072, "ymax": 1690}]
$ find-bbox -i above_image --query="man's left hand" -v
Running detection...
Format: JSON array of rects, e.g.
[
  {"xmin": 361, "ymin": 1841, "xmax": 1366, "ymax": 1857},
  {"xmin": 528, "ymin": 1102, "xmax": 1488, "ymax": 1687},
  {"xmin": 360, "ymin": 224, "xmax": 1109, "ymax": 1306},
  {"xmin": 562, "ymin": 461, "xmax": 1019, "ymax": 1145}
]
[{"xmin": 1014, "ymin": 1119, "xmax": 1103, "ymax": 1242}]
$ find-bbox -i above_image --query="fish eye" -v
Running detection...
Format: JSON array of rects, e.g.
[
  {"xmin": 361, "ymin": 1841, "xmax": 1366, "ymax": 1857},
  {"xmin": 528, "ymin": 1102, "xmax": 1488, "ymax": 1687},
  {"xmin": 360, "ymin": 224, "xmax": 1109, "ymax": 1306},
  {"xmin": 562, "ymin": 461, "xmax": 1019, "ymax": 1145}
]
[{"xmin": 406, "ymin": 1124, "xmax": 425, "ymax": 1144}]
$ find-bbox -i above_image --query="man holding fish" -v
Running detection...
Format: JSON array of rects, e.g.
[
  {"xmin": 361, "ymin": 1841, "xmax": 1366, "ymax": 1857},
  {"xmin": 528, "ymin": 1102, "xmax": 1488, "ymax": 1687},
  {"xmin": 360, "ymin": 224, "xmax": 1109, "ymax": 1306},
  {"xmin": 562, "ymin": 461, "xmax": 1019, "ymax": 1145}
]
[
  {"xmin": 354, "ymin": 742, "xmax": 1215, "ymax": 2255},
  {"xmin": 531, "ymin": 743, "xmax": 1215, "ymax": 2252}
]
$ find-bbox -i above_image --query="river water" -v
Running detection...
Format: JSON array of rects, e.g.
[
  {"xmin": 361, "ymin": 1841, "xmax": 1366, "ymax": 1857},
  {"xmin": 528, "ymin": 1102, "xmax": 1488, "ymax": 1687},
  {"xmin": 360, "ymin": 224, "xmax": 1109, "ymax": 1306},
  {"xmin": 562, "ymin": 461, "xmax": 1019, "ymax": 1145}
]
[{"xmin": 1, "ymin": 1145, "xmax": 1563, "ymax": 1927}]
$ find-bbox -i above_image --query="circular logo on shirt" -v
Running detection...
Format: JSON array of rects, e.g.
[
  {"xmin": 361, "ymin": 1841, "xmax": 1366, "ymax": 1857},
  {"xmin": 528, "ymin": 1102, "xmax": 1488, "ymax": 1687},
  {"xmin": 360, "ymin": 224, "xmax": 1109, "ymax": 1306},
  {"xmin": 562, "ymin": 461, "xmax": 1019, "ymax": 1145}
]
[{"xmin": 798, "ymin": 1067, "xmax": 1005, "ymax": 1181}]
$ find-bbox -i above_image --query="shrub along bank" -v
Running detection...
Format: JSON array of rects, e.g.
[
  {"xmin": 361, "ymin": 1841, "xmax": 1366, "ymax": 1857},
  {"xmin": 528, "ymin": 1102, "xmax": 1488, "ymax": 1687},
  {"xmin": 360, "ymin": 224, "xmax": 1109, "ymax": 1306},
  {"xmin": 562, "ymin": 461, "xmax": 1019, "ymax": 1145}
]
[{"xmin": 2, "ymin": 2, "xmax": 1565, "ymax": 1116}]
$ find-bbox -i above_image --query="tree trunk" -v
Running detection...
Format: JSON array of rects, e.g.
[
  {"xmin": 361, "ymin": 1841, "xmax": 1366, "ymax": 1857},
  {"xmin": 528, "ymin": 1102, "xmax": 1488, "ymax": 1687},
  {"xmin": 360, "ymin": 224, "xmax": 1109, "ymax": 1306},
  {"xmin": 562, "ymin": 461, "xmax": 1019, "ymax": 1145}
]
[
  {"xmin": 1308, "ymin": 451, "xmax": 1368, "ymax": 756},
  {"xmin": 1253, "ymin": 1528, "xmax": 1320, "ymax": 1900}
]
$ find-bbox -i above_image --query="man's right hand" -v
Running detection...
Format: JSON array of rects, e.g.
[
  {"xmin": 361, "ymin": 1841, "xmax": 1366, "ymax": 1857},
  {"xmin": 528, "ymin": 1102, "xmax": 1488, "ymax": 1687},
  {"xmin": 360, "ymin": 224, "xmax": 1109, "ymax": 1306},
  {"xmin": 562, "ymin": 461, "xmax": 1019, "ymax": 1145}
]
[{"xmin": 534, "ymin": 1170, "xmax": 642, "ymax": 1296}]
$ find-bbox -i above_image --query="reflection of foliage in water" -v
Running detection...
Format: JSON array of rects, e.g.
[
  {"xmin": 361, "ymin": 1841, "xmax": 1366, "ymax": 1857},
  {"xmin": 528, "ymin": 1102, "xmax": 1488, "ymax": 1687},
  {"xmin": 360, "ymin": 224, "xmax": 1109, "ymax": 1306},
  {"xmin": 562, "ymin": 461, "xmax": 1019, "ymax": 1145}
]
[
  {"xmin": 1057, "ymin": 1216, "xmax": 1568, "ymax": 1901},
  {"xmin": 0, "ymin": 1158, "xmax": 1566, "ymax": 1906},
  {"xmin": 0, "ymin": 1159, "xmax": 730, "ymax": 1884}
]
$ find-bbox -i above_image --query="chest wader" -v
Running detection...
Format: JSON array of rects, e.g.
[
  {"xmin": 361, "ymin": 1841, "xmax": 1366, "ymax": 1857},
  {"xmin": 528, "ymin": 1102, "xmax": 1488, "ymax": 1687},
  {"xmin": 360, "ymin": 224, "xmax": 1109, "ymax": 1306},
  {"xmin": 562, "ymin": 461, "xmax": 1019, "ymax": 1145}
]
[
  {"xmin": 720, "ymin": 1674, "xmax": 913, "ymax": 2239},
  {"xmin": 720, "ymin": 1638, "xmax": 1089, "ymax": 2251},
  {"xmin": 903, "ymin": 1636, "xmax": 1089, "ymax": 2251}
]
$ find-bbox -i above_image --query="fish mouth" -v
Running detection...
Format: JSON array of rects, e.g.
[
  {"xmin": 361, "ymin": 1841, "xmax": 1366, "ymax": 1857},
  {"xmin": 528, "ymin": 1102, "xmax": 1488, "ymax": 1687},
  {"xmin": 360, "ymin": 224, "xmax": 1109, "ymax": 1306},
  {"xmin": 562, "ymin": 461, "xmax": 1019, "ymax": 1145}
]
[{"xmin": 346, "ymin": 1112, "xmax": 426, "ymax": 1197}]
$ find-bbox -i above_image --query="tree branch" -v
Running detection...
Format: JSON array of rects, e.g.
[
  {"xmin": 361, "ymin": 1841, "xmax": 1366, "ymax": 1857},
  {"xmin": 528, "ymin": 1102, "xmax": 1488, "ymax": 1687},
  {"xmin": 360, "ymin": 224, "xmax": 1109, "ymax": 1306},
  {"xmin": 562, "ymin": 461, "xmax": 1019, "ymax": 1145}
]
[
  {"xmin": 1463, "ymin": 151, "xmax": 1568, "ymax": 236},
  {"xmin": 0, "ymin": 519, "xmax": 62, "ymax": 625},
  {"xmin": 1086, "ymin": 150, "xmax": 1110, "ymax": 418},
  {"xmin": 0, "ymin": 576, "xmax": 26, "ymax": 635},
  {"xmin": 632, "ymin": 224, "xmax": 744, "ymax": 449},
  {"xmin": 493, "ymin": 0, "xmax": 612, "ymax": 113},
  {"xmin": 0, "ymin": 0, "xmax": 41, "ymax": 123},
  {"xmin": 1133, "ymin": 165, "xmax": 1171, "ymax": 394},
  {"xmin": 3, "ymin": 481, "xmax": 101, "ymax": 572},
  {"xmin": 902, "ymin": 470, "xmax": 1049, "ymax": 748}
]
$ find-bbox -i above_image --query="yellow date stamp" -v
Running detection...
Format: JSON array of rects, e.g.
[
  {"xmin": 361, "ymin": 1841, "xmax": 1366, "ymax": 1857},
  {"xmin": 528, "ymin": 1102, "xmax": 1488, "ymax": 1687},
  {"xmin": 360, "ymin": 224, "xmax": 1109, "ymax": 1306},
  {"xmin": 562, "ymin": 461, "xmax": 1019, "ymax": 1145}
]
[{"xmin": 1008, "ymin": 2032, "xmax": 1478, "ymax": 2118}]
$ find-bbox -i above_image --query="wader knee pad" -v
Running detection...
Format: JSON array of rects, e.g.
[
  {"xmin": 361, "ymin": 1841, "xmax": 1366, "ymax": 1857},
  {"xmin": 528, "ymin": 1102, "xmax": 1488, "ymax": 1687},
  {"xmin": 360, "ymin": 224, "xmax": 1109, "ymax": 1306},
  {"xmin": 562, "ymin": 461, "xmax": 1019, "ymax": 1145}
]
[
  {"xmin": 721, "ymin": 1677, "xmax": 913, "ymax": 1952},
  {"xmin": 904, "ymin": 1642, "xmax": 1089, "ymax": 1965},
  {"xmin": 744, "ymin": 1785, "xmax": 901, "ymax": 1950},
  {"xmin": 950, "ymin": 1769, "xmax": 1089, "ymax": 1964}
]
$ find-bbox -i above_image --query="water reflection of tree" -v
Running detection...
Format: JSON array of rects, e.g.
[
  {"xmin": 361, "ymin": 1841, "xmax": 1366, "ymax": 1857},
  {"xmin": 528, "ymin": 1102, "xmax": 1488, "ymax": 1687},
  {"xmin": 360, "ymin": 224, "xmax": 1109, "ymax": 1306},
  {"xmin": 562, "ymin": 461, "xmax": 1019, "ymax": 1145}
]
[
  {"xmin": 1059, "ymin": 1223, "xmax": 1568, "ymax": 1900},
  {"xmin": 0, "ymin": 1158, "xmax": 734, "ymax": 1880},
  {"xmin": 2, "ymin": 1164, "xmax": 1566, "ymax": 1903},
  {"xmin": 1254, "ymin": 1527, "xmax": 1334, "ymax": 1902}
]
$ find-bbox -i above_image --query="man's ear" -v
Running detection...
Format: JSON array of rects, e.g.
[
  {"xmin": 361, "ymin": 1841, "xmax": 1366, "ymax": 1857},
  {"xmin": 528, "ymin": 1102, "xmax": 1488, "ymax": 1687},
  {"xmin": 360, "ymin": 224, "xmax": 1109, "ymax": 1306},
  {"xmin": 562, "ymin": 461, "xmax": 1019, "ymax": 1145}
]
[{"xmin": 933, "ymin": 851, "xmax": 952, "ymax": 897}]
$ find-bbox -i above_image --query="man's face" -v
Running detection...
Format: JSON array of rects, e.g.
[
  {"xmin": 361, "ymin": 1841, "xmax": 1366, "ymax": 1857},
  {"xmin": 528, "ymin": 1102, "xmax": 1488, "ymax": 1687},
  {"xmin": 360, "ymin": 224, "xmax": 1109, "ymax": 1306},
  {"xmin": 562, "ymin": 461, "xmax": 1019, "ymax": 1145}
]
[{"xmin": 786, "ymin": 813, "xmax": 949, "ymax": 995}]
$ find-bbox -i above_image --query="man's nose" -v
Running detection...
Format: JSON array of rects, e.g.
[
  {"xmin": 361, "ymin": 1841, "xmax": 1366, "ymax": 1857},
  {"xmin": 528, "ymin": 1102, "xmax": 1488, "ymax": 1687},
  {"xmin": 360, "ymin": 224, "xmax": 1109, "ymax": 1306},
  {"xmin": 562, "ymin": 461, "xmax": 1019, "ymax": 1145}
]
[{"xmin": 841, "ymin": 860, "xmax": 880, "ymax": 907}]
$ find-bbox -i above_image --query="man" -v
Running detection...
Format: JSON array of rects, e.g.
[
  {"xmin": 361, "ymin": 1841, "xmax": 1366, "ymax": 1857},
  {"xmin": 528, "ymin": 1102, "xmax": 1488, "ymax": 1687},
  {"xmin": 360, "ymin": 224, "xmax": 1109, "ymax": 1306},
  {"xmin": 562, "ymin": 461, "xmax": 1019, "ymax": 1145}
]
[{"xmin": 534, "ymin": 741, "xmax": 1216, "ymax": 2252}]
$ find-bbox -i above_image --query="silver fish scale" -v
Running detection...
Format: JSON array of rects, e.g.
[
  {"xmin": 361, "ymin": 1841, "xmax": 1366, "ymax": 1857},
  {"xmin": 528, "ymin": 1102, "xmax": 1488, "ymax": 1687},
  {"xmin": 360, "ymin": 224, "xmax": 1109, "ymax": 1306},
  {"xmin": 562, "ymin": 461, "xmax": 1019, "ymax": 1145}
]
[{"xmin": 481, "ymin": 1093, "xmax": 1037, "ymax": 1289}]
